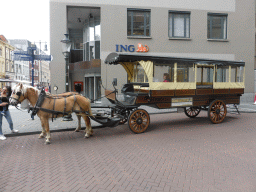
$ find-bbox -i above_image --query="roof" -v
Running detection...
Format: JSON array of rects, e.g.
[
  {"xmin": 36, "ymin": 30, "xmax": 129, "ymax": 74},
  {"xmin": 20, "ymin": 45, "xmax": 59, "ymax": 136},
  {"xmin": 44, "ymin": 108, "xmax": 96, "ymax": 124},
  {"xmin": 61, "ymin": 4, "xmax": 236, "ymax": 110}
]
[
  {"xmin": 0, "ymin": 35, "xmax": 8, "ymax": 43},
  {"xmin": 104, "ymin": 52, "xmax": 245, "ymax": 66}
]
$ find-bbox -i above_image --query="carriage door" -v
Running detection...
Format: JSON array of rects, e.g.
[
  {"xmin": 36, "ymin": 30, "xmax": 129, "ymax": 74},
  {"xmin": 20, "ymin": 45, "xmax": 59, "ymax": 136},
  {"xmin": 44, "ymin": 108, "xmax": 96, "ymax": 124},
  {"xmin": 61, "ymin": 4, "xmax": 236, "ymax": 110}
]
[{"xmin": 196, "ymin": 65, "xmax": 214, "ymax": 89}]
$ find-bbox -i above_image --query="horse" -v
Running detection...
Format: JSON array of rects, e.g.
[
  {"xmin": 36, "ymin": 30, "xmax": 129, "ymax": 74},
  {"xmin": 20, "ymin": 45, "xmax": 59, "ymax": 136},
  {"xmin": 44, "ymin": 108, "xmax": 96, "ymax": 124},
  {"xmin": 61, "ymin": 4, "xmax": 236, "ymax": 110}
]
[{"xmin": 10, "ymin": 83, "xmax": 93, "ymax": 144}]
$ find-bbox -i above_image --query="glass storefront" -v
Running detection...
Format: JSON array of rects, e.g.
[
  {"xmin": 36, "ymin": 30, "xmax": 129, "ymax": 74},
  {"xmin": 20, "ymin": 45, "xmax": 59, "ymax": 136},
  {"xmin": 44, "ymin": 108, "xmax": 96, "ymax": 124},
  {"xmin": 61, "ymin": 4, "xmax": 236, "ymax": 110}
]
[{"xmin": 83, "ymin": 16, "xmax": 101, "ymax": 61}]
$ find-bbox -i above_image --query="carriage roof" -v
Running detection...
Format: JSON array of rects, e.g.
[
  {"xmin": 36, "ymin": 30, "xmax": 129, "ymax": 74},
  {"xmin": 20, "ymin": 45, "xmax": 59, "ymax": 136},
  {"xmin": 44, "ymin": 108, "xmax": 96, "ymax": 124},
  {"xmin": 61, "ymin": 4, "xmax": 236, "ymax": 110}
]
[{"xmin": 104, "ymin": 52, "xmax": 245, "ymax": 66}]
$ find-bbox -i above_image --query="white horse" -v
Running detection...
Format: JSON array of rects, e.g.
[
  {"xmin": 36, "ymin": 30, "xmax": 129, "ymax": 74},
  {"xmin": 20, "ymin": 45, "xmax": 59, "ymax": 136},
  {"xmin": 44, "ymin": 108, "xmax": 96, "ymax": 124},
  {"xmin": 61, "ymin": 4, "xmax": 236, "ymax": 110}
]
[{"xmin": 10, "ymin": 83, "xmax": 93, "ymax": 144}]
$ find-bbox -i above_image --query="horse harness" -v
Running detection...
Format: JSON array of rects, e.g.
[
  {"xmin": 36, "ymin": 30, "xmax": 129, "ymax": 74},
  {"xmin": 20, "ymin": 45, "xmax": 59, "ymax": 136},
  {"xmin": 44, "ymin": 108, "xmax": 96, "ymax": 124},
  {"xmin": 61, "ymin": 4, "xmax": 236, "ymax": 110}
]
[{"xmin": 28, "ymin": 89, "xmax": 90, "ymax": 121}]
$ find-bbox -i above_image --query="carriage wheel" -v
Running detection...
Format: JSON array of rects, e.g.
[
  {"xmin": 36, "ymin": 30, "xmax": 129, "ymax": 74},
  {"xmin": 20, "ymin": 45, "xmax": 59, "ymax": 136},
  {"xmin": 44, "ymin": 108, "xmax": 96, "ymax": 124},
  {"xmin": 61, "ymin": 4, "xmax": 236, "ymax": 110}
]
[
  {"xmin": 184, "ymin": 107, "xmax": 201, "ymax": 118},
  {"xmin": 208, "ymin": 100, "xmax": 227, "ymax": 124},
  {"xmin": 128, "ymin": 109, "xmax": 150, "ymax": 134}
]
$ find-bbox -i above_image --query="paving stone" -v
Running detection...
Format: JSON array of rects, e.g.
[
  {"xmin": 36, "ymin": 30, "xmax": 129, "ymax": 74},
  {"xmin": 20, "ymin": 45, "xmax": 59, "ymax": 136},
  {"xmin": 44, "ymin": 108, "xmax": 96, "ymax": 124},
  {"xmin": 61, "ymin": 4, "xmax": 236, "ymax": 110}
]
[{"xmin": 1, "ymin": 112, "xmax": 256, "ymax": 191}]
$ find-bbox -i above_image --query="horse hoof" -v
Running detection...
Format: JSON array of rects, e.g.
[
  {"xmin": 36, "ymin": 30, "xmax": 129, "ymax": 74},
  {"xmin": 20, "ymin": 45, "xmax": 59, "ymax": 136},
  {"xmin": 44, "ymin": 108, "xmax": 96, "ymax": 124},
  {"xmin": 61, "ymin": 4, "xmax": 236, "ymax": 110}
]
[
  {"xmin": 38, "ymin": 135, "xmax": 44, "ymax": 139},
  {"xmin": 45, "ymin": 141, "xmax": 51, "ymax": 145},
  {"xmin": 74, "ymin": 129, "xmax": 80, "ymax": 132}
]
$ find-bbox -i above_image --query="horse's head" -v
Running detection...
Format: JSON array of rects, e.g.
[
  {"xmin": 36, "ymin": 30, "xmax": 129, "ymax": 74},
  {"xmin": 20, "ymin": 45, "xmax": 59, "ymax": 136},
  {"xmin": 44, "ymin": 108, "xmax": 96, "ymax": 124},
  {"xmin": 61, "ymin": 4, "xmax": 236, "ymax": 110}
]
[{"xmin": 10, "ymin": 83, "xmax": 27, "ymax": 106}]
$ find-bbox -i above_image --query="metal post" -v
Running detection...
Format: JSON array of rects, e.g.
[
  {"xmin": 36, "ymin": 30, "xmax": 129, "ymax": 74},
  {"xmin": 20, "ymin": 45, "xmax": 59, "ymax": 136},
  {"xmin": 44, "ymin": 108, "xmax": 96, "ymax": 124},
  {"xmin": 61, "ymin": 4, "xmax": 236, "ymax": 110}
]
[
  {"xmin": 39, "ymin": 41, "xmax": 42, "ymax": 87},
  {"xmin": 31, "ymin": 51, "xmax": 34, "ymax": 87},
  {"xmin": 65, "ymin": 56, "xmax": 69, "ymax": 92}
]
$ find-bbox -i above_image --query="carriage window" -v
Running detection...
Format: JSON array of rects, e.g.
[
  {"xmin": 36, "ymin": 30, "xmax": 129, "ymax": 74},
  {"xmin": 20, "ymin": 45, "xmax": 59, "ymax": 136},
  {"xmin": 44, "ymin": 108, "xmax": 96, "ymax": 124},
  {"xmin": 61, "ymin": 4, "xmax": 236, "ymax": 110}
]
[
  {"xmin": 216, "ymin": 66, "xmax": 229, "ymax": 82},
  {"xmin": 231, "ymin": 66, "xmax": 244, "ymax": 82},
  {"xmin": 134, "ymin": 64, "xmax": 148, "ymax": 83},
  {"xmin": 177, "ymin": 63, "xmax": 194, "ymax": 82},
  {"xmin": 196, "ymin": 66, "xmax": 214, "ymax": 86},
  {"xmin": 153, "ymin": 63, "xmax": 174, "ymax": 82}
]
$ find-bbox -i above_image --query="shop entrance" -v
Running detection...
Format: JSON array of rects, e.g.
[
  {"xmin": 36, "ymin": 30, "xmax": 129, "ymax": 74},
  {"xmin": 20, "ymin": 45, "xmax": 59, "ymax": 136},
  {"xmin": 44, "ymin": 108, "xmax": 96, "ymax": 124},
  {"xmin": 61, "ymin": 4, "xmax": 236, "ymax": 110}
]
[{"xmin": 84, "ymin": 75, "xmax": 101, "ymax": 102}]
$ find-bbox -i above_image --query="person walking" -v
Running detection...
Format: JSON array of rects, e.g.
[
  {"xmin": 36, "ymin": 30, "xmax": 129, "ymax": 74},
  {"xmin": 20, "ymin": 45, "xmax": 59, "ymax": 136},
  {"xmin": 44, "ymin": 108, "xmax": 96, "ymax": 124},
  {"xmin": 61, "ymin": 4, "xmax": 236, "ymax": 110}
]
[{"xmin": 0, "ymin": 86, "xmax": 19, "ymax": 140}]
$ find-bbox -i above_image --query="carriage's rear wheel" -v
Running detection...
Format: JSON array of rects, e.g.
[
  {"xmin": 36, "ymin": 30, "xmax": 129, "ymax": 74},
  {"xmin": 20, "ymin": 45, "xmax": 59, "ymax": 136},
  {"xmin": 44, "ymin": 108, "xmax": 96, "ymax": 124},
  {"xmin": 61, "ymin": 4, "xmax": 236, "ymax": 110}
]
[
  {"xmin": 128, "ymin": 109, "xmax": 150, "ymax": 133},
  {"xmin": 184, "ymin": 107, "xmax": 201, "ymax": 118},
  {"xmin": 208, "ymin": 100, "xmax": 227, "ymax": 124}
]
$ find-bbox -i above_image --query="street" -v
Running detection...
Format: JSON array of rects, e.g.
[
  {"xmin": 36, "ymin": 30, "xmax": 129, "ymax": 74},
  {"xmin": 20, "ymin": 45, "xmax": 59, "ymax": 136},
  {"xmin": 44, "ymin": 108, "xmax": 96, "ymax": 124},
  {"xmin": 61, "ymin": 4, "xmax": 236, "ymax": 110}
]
[{"xmin": 1, "ymin": 110, "xmax": 256, "ymax": 192}]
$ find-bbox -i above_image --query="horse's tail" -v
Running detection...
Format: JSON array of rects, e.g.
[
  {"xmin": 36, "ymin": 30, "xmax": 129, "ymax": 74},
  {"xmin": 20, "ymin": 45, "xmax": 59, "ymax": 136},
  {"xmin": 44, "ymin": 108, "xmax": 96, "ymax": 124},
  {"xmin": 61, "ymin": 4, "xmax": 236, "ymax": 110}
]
[{"xmin": 87, "ymin": 101, "xmax": 94, "ymax": 117}]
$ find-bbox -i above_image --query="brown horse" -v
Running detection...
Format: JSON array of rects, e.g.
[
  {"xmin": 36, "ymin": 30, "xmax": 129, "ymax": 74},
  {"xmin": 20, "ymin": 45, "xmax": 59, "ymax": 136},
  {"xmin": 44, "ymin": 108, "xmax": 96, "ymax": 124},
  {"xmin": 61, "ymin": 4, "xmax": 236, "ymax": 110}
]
[{"xmin": 10, "ymin": 83, "xmax": 93, "ymax": 144}]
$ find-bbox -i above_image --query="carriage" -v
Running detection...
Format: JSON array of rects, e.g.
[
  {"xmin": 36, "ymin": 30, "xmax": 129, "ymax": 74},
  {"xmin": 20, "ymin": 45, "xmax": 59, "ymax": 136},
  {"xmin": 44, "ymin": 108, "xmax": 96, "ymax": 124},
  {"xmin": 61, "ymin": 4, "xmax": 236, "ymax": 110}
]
[
  {"xmin": 92, "ymin": 52, "xmax": 245, "ymax": 134},
  {"xmin": 10, "ymin": 52, "xmax": 245, "ymax": 144}
]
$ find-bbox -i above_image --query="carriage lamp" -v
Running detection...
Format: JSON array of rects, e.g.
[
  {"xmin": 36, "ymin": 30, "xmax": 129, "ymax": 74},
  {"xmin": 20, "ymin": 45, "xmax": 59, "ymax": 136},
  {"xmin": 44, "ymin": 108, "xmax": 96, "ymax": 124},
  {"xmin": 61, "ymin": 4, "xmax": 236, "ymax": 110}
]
[{"xmin": 61, "ymin": 34, "xmax": 73, "ymax": 121}]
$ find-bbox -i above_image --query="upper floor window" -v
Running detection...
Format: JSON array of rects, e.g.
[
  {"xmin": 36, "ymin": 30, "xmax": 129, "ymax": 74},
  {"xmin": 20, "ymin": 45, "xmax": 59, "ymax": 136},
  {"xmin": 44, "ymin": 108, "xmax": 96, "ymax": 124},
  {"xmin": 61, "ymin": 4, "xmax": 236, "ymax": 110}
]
[
  {"xmin": 6, "ymin": 49, "xmax": 9, "ymax": 59},
  {"xmin": 207, "ymin": 13, "xmax": 227, "ymax": 39},
  {"xmin": 127, "ymin": 9, "xmax": 150, "ymax": 37},
  {"xmin": 169, "ymin": 11, "xmax": 190, "ymax": 38},
  {"xmin": 0, "ymin": 48, "xmax": 2, "ymax": 57}
]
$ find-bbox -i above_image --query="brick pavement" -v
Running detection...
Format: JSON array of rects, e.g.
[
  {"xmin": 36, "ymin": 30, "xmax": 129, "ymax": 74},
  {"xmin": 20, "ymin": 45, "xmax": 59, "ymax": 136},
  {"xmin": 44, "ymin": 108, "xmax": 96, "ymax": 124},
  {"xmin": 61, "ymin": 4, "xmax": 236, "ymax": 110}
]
[{"xmin": 1, "ymin": 111, "xmax": 256, "ymax": 192}]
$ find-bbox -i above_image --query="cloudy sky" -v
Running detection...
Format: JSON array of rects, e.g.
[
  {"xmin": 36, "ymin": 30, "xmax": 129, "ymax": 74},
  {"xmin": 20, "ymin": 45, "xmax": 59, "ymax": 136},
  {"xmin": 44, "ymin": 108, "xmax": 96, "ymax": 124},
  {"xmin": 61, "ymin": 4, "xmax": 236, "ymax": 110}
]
[{"xmin": 1, "ymin": 0, "xmax": 50, "ymax": 51}]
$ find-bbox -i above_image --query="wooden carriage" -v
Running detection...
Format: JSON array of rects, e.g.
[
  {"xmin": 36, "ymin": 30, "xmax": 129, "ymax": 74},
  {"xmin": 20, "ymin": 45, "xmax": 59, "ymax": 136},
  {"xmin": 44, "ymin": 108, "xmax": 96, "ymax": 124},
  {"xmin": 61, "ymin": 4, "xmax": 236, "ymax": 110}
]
[{"xmin": 103, "ymin": 52, "xmax": 245, "ymax": 133}]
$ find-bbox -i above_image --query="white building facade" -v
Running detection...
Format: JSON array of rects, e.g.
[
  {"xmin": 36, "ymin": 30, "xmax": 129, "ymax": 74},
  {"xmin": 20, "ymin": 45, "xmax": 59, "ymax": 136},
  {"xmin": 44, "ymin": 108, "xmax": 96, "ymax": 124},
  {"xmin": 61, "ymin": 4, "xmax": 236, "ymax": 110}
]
[{"xmin": 50, "ymin": 0, "xmax": 255, "ymax": 102}]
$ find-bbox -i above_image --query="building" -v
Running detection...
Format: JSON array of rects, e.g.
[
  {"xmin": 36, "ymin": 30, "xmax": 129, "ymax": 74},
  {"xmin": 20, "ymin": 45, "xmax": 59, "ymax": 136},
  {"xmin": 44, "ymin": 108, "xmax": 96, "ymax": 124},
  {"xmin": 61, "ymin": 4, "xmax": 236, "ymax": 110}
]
[
  {"xmin": 0, "ymin": 35, "xmax": 15, "ymax": 87},
  {"xmin": 9, "ymin": 40, "xmax": 51, "ymax": 88},
  {"xmin": 39, "ymin": 57, "xmax": 51, "ymax": 87},
  {"xmin": 9, "ymin": 39, "xmax": 31, "ymax": 82},
  {"xmin": 50, "ymin": 0, "xmax": 255, "ymax": 102}
]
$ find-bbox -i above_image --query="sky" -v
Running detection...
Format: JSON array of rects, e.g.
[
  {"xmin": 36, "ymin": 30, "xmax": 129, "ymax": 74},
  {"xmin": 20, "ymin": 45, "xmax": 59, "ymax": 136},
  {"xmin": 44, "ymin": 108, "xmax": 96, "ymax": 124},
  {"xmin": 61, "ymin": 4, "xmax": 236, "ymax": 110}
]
[{"xmin": 1, "ymin": 0, "xmax": 50, "ymax": 53}]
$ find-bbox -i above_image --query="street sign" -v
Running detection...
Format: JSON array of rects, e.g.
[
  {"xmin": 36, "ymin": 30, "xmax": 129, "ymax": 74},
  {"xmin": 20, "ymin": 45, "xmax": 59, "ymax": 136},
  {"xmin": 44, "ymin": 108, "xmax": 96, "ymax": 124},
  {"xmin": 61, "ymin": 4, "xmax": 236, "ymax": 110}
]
[
  {"xmin": 34, "ymin": 55, "xmax": 52, "ymax": 61},
  {"xmin": 14, "ymin": 55, "xmax": 32, "ymax": 61},
  {"xmin": 14, "ymin": 51, "xmax": 28, "ymax": 55}
]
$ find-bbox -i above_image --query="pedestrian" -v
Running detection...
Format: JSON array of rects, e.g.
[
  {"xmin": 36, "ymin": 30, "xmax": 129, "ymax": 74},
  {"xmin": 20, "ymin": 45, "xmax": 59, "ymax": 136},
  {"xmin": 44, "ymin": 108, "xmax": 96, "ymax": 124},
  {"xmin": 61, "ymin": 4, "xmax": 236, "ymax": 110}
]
[{"xmin": 0, "ymin": 86, "xmax": 19, "ymax": 140}]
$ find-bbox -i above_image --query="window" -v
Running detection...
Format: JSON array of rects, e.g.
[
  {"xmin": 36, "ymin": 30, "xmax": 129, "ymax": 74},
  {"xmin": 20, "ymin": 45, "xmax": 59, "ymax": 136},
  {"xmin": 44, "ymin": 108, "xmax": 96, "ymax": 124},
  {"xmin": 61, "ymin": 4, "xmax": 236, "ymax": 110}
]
[
  {"xmin": 127, "ymin": 9, "xmax": 150, "ymax": 37},
  {"xmin": 169, "ymin": 11, "xmax": 190, "ymax": 38},
  {"xmin": 0, "ymin": 48, "xmax": 2, "ymax": 57},
  {"xmin": 177, "ymin": 63, "xmax": 194, "ymax": 82},
  {"xmin": 216, "ymin": 66, "xmax": 229, "ymax": 82},
  {"xmin": 231, "ymin": 66, "xmax": 244, "ymax": 82},
  {"xmin": 208, "ymin": 13, "xmax": 227, "ymax": 39},
  {"xmin": 153, "ymin": 63, "xmax": 174, "ymax": 82},
  {"xmin": 133, "ymin": 64, "xmax": 148, "ymax": 83}
]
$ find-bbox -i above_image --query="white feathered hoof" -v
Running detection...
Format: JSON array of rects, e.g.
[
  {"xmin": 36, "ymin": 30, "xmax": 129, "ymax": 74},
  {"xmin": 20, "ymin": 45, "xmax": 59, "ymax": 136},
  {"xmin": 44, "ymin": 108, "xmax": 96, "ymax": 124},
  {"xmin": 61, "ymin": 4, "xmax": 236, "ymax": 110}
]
[
  {"xmin": 74, "ymin": 129, "xmax": 80, "ymax": 132},
  {"xmin": 38, "ymin": 134, "xmax": 45, "ymax": 139},
  {"xmin": 84, "ymin": 133, "xmax": 90, "ymax": 138},
  {"xmin": 45, "ymin": 140, "xmax": 51, "ymax": 144}
]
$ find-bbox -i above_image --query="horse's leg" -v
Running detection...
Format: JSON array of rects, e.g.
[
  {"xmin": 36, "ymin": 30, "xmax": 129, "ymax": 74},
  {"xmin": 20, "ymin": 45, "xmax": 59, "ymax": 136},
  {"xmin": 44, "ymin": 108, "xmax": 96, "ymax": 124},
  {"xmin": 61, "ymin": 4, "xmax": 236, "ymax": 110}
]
[
  {"xmin": 82, "ymin": 115, "xmax": 93, "ymax": 138},
  {"xmin": 74, "ymin": 114, "xmax": 81, "ymax": 132},
  {"xmin": 38, "ymin": 118, "xmax": 46, "ymax": 139},
  {"xmin": 44, "ymin": 119, "xmax": 51, "ymax": 144}
]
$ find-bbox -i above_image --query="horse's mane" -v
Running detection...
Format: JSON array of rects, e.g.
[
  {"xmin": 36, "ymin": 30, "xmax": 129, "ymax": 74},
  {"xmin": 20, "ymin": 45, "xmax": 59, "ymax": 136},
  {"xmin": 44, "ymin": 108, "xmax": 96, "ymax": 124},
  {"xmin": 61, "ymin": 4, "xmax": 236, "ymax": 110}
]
[{"xmin": 16, "ymin": 84, "xmax": 40, "ymax": 96}]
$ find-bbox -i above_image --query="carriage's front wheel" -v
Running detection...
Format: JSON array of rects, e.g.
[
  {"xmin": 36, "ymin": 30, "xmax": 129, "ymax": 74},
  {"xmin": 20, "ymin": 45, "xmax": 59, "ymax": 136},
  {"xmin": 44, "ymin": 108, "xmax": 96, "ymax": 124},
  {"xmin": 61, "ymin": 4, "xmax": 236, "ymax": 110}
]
[
  {"xmin": 208, "ymin": 100, "xmax": 227, "ymax": 124},
  {"xmin": 184, "ymin": 107, "xmax": 201, "ymax": 118},
  {"xmin": 128, "ymin": 109, "xmax": 150, "ymax": 133}
]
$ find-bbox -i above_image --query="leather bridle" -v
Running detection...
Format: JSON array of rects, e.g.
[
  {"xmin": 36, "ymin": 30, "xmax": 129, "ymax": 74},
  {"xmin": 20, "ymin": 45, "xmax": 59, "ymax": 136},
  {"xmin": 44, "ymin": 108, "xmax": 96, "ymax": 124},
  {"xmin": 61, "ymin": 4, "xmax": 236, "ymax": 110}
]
[{"xmin": 10, "ymin": 91, "xmax": 22, "ymax": 106}]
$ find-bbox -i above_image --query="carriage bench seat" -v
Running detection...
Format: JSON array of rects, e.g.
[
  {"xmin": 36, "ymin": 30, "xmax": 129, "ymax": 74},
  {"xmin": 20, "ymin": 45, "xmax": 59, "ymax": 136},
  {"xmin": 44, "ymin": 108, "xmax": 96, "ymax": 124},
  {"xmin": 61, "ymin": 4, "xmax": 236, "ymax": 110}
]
[{"xmin": 121, "ymin": 83, "xmax": 149, "ymax": 96}]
